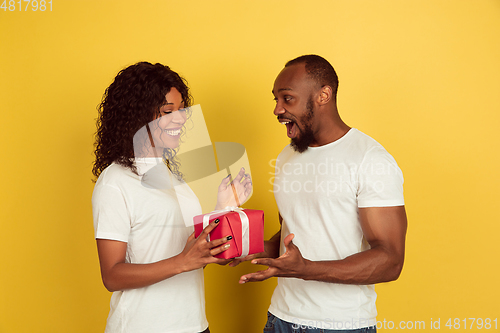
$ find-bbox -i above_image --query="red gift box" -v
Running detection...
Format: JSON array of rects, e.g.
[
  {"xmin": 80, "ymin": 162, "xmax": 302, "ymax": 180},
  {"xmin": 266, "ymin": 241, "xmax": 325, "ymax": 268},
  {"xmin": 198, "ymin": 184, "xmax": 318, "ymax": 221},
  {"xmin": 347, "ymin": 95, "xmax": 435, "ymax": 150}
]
[{"xmin": 194, "ymin": 208, "xmax": 264, "ymax": 259}]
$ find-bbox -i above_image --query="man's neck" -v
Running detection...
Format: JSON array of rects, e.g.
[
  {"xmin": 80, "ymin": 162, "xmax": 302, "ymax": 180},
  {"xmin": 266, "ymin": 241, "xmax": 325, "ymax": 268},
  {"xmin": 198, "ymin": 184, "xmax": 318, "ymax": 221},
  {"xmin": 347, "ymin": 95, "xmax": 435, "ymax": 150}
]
[{"xmin": 310, "ymin": 109, "xmax": 351, "ymax": 147}]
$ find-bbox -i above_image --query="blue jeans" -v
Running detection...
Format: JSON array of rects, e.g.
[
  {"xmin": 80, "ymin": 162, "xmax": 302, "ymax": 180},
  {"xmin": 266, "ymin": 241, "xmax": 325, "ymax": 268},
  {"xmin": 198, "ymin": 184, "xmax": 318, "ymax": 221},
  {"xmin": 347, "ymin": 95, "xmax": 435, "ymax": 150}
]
[{"xmin": 264, "ymin": 312, "xmax": 377, "ymax": 333}]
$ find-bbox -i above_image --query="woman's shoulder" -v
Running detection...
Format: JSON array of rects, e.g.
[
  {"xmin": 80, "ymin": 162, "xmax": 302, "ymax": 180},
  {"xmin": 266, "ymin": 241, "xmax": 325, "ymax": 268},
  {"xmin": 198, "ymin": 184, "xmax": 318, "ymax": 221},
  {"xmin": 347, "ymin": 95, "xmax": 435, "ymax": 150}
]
[{"xmin": 95, "ymin": 163, "xmax": 138, "ymax": 188}]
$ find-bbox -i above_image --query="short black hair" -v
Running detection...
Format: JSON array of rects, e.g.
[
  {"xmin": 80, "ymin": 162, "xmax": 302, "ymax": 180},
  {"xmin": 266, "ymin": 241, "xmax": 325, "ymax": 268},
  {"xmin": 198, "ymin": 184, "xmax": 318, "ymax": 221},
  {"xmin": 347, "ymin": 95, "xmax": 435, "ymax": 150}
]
[{"xmin": 286, "ymin": 54, "xmax": 339, "ymax": 96}]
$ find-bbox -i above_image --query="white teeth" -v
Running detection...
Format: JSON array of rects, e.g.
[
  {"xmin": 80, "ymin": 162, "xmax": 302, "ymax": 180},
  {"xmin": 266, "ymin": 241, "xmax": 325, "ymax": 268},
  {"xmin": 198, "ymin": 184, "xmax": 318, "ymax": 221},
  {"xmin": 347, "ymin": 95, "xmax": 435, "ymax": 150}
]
[
  {"xmin": 165, "ymin": 129, "xmax": 181, "ymax": 136},
  {"xmin": 280, "ymin": 121, "xmax": 291, "ymax": 125}
]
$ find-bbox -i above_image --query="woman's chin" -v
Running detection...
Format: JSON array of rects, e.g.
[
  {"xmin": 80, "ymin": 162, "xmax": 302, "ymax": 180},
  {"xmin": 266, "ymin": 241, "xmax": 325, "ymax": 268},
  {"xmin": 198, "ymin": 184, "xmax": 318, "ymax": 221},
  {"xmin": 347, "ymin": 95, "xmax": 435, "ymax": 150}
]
[{"xmin": 164, "ymin": 139, "xmax": 181, "ymax": 149}]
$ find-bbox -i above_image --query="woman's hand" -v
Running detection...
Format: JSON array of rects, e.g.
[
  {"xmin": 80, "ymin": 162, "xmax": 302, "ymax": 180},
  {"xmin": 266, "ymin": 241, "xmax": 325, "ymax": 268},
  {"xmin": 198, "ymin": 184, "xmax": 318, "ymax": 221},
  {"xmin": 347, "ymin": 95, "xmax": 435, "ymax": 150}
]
[
  {"xmin": 215, "ymin": 167, "xmax": 252, "ymax": 209},
  {"xmin": 178, "ymin": 219, "xmax": 232, "ymax": 272}
]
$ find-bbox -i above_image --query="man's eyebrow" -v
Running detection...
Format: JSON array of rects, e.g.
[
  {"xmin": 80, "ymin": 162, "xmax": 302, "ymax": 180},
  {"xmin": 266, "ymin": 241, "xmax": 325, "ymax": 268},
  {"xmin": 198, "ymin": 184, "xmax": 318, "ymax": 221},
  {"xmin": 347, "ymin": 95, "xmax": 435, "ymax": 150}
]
[{"xmin": 272, "ymin": 88, "xmax": 292, "ymax": 95}]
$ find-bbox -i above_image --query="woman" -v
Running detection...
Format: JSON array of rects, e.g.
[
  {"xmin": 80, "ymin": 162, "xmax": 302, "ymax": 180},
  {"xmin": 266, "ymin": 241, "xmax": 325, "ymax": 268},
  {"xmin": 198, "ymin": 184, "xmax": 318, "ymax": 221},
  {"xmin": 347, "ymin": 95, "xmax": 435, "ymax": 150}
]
[{"xmin": 92, "ymin": 62, "xmax": 250, "ymax": 332}]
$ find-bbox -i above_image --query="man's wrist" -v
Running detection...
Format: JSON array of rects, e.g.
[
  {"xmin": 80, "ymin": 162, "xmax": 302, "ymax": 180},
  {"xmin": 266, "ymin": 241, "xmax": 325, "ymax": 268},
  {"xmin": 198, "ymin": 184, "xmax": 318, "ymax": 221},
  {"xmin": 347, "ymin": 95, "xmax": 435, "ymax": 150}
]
[
  {"xmin": 299, "ymin": 259, "xmax": 314, "ymax": 280},
  {"xmin": 264, "ymin": 240, "xmax": 280, "ymax": 259}
]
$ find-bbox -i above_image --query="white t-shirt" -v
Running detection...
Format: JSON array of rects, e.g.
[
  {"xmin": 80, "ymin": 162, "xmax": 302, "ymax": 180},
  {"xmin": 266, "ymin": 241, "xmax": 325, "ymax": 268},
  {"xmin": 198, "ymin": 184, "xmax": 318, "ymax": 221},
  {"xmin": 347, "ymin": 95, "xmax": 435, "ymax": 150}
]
[
  {"xmin": 269, "ymin": 128, "xmax": 405, "ymax": 330},
  {"xmin": 92, "ymin": 158, "xmax": 208, "ymax": 333}
]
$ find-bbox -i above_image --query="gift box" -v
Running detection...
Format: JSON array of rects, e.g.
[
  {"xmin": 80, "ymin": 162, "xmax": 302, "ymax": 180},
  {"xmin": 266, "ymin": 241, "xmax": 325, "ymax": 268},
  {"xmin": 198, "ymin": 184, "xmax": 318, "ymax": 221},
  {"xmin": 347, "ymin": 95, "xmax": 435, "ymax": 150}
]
[{"xmin": 194, "ymin": 207, "xmax": 264, "ymax": 259}]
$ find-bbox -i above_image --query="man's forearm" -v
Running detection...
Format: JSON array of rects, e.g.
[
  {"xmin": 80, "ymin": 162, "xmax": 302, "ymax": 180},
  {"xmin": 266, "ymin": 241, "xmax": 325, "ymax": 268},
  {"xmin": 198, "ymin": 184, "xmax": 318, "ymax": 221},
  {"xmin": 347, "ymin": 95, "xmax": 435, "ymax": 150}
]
[
  {"xmin": 301, "ymin": 246, "xmax": 404, "ymax": 285},
  {"xmin": 300, "ymin": 206, "xmax": 407, "ymax": 284}
]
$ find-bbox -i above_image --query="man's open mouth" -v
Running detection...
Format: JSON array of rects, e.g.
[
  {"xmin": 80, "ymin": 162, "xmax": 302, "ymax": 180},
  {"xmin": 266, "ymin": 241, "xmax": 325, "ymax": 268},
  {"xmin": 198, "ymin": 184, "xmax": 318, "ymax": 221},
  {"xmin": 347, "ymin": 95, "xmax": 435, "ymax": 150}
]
[{"xmin": 280, "ymin": 119, "xmax": 297, "ymax": 138}]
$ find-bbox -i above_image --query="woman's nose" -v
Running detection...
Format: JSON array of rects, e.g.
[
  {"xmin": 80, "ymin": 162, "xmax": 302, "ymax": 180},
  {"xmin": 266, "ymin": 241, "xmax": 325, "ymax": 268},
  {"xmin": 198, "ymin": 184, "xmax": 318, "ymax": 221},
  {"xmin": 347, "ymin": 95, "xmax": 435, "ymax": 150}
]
[{"xmin": 172, "ymin": 109, "xmax": 187, "ymax": 124}]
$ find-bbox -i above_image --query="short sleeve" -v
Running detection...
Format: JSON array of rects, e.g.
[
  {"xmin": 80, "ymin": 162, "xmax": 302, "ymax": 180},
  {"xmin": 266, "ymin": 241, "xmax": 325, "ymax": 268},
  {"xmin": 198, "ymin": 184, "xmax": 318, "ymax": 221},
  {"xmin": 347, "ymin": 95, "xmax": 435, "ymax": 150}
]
[
  {"xmin": 357, "ymin": 146, "xmax": 405, "ymax": 208},
  {"xmin": 92, "ymin": 183, "xmax": 131, "ymax": 242}
]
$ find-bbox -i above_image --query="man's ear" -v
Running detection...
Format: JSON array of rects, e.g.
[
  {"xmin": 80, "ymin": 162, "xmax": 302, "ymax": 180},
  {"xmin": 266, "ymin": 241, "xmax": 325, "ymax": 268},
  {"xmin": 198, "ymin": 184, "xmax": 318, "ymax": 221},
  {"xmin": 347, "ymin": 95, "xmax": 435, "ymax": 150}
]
[{"xmin": 317, "ymin": 85, "xmax": 333, "ymax": 105}]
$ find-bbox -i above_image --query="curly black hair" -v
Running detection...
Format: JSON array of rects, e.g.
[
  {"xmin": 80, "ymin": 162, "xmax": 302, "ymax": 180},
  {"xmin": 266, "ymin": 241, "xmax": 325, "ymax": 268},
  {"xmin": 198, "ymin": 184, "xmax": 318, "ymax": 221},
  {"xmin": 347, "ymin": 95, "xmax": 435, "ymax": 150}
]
[{"xmin": 92, "ymin": 62, "xmax": 193, "ymax": 181}]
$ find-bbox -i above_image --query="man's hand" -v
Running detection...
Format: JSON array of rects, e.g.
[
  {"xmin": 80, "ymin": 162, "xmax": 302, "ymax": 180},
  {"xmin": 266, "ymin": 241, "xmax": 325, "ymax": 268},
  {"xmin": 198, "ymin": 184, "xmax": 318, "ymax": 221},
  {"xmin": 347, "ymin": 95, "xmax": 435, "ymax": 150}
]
[
  {"xmin": 229, "ymin": 229, "xmax": 281, "ymax": 267},
  {"xmin": 238, "ymin": 234, "xmax": 307, "ymax": 284},
  {"xmin": 228, "ymin": 252, "xmax": 263, "ymax": 267},
  {"xmin": 215, "ymin": 167, "xmax": 252, "ymax": 209}
]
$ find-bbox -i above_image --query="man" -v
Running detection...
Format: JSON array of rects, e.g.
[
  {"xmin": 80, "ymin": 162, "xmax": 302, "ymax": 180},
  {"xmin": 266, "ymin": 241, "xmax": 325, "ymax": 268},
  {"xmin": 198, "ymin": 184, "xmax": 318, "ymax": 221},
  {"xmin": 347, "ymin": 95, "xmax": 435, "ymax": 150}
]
[{"xmin": 233, "ymin": 55, "xmax": 407, "ymax": 332}]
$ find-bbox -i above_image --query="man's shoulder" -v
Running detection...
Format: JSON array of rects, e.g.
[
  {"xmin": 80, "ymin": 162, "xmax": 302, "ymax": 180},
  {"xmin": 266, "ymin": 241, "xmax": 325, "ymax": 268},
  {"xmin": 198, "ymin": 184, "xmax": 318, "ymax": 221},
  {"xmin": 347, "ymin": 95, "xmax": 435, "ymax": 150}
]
[
  {"xmin": 344, "ymin": 128, "xmax": 393, "ymax": 157},
  {"xmin": 348, "ymin": 129, "xmax": 402, "ymax": 176},
  {"xmin": 348, "ymin": 128, "xmax": 383, "ymax": 148}
]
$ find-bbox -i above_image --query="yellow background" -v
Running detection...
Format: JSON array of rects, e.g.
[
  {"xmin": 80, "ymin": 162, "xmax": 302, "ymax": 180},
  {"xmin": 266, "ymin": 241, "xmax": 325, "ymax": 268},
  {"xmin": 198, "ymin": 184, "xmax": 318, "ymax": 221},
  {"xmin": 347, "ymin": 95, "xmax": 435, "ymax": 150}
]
[{"xmin": 1, "ymin": 0, "xmax": 499, "ymax": 332}]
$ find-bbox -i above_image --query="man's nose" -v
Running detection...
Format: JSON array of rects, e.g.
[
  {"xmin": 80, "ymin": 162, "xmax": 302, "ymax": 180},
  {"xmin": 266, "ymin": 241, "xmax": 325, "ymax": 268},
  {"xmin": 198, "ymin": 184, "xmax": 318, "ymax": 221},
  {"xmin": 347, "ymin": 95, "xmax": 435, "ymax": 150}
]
[{"xmin": 273, "ymin": 102, "xmax": 285, "ymax": 116}]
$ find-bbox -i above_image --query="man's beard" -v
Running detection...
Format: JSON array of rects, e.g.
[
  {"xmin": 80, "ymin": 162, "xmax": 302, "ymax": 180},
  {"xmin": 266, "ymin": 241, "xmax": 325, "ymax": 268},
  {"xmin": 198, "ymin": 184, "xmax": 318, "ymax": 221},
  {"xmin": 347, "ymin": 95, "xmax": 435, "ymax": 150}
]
[{"xmin": 290, "ymin": 97, "xmax": 315, "ymax": 153}]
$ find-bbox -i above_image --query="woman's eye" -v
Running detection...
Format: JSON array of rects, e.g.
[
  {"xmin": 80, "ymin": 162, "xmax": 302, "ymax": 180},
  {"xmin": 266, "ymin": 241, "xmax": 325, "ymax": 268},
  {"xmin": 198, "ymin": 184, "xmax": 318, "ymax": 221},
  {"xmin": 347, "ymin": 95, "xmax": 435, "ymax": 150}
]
[{"xmin": 284, "ymin": 96, "xmax": 292, "ymax": 102}]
